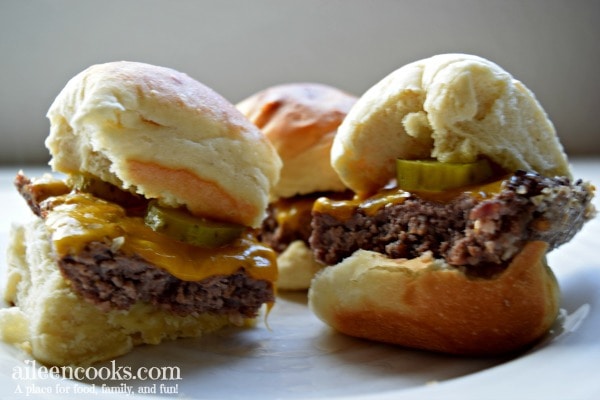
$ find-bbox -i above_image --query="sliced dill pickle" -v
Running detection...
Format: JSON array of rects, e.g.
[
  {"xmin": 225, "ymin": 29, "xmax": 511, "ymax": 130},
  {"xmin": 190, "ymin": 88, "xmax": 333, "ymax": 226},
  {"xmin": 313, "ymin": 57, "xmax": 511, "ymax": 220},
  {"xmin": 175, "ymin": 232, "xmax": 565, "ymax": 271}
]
[
  {"xmin": 70, "ymin": 174, "xmax": 146, "ymax": 209},
  {"xmin": 396, "ymin": 159, "xmax": 493, "ymax": 192},
  {"xmin": 144, "ymin": 202, "xmax": 244, "ymax": 247}
]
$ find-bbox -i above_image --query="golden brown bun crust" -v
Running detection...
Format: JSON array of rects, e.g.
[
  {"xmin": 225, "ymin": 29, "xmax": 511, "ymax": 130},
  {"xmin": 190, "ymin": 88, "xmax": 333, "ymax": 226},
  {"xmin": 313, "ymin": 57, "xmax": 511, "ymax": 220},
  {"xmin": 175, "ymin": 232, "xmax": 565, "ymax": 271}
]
[
  {"xmin": 332, "ymin": 53, "xmax": 571, "ymax": 194},
  {"xmin": 46, "ymin": 61, "xmax": 281, "ymax": 227},
  {"xmin": 237, "ymin": 83, "xmax": 356, "ymax": 198},
  {"xmin": 308, "ymin": 242, "xmax": 560, "ymax": 356}
]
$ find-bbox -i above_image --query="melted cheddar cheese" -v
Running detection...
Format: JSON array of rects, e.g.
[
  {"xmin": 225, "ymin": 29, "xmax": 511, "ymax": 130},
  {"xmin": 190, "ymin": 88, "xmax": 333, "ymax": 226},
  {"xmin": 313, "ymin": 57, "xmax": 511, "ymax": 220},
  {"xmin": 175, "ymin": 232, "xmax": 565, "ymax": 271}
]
[
  {"xmin": 43, "ymin": 192, "xmax": 277, "ymax": 283},
  {"xmin": 272, "ymin": 196, "xmax": 316, "ymax": 232},
  {"xmin": 313, "ymin": 178, "xmax": 506, "ymax": 219},
  {"xmin": 272, "ymin": 191, "xmax": 355, "ymax": 232}
]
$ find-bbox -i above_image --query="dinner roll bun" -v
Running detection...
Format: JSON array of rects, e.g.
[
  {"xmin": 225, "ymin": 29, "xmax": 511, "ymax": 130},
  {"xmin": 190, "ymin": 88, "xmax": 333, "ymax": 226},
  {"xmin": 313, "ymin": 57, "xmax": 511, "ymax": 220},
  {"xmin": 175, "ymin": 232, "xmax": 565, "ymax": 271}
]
[
  {"xmin": 276, "ymin": 240, "xmax": 325, "ymax": 290},
  {"xmin": 332, "ymin": 53, "xmax": 571, "ymax": 194},
  {"xmin": 308, "ymin": 241, "xmax": 560, "ymax": 355},
  {"xmin": 1, "ymin": 221, "xmax": 238, "ymax": 366},
  {"xmin": 46, "ymin": 61, "xmax": 281, "ymax": 227},
  {"xmin": 237, "ymin": 83, "xmax": 356, "ymax": 199}
]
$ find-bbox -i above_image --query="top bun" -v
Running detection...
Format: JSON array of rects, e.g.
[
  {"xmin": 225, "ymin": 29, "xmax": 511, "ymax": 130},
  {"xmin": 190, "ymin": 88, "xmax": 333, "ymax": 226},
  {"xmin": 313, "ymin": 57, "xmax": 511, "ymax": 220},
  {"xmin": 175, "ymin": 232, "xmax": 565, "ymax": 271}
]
[
  {"xmin": 332, "ymin": 53, "xmax": 571, "ymax": 194},
  {"xmin": 237, "ymin": 83, "xmax": 356, "ymax": 199},
  {"xmin": 46, "ymin": 61, "xmax": 281, "ymax": 228}
]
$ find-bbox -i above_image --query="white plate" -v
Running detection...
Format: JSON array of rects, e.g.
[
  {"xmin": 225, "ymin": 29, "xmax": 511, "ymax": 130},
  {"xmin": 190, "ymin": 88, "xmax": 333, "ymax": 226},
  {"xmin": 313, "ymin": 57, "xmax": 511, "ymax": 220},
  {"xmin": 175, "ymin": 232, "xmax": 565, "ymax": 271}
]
[{"xmin": 1, "ymin": 161, "xmax": 599, "ymax": 400}]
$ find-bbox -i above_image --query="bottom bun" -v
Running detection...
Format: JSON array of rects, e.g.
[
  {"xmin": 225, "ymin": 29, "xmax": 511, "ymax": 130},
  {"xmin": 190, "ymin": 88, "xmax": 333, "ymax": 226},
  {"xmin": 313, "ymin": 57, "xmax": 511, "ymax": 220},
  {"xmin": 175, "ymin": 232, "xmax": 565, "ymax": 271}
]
[
  {"xmin": 276, "ymin": 240, "xmax": 325, "ymax": 291},
  {"xmin": 0, "ymin": 220, "xmax": 254, "ymax": 366},
  {"xmin": 308, "ymin": 242, "xmax": 559, "ymax": 356}
]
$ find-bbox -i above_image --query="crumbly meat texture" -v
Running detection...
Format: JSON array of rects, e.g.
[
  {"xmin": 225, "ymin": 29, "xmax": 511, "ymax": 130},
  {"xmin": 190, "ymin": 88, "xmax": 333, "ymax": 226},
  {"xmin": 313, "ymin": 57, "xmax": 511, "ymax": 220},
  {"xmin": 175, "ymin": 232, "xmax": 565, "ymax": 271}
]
[
  {"xmin": 310, "ymin": 171, "xmax": 596, "ymax": 270},
  {"xmin": 258, "ymin": 191, "xmax": 353, "ymax": 254},
  {"xmin": 15, "ymin": 173, "xmax": 274, "ymax": 317},
  {"xmin": 258, "ymin": 203, "xmax": 314, "ymax": 254},
  {"xmin": 59, "ymin": 242, "xmax": 273, "ymax": 317},
  {"xmin": 14, "ymin": 173, "xmax": 68, "ymax": 217}
]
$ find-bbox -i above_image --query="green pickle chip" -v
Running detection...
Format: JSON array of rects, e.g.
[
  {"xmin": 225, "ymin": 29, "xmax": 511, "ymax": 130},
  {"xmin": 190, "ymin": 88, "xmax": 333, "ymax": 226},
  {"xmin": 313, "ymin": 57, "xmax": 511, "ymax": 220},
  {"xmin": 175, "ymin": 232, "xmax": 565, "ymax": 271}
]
[
  {"xmin": 396, "ymin": 159, "xmax": 494, "ymax": 192},
  {"xmin": 145, "ymin": 201, "xmax": 244, "ymax": 247}
]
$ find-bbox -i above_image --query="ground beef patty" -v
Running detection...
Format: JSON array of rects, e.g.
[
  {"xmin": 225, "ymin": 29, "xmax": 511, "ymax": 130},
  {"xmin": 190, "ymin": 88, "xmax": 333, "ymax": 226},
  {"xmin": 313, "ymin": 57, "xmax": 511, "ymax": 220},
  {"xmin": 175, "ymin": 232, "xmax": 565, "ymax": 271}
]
[
  {"xmin": 258, "ymin": 191, "xmax": 353, "ymax": 254},
  {"xmin": 310, "ymin": 171, "xmax": 596, "ymax": 271},
  {"xmin": 259, "ymin": 202, "xmax": 314, "ymax": 254},
  {"xmin": 59, "ymin": 241, "xmax": 273, "ymax": 317},
  {"xmin": 15, "ymin": 173, "xmax": 274, "ymax": 317}
]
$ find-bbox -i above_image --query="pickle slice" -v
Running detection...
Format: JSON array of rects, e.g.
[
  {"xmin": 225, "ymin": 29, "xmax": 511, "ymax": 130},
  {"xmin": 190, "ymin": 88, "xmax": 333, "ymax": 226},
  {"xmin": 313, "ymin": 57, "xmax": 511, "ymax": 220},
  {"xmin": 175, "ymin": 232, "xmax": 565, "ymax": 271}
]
[
  {"xmin": 396, "ymin": 159, "xmax": 493, "ymax": 192},
  {"xmin": 145, "ymin": 202, "xmax": 244, "ymax": 247},
  {"xmin": 70, "ymin": 174, "xmax": 146, "ymax": 210}
]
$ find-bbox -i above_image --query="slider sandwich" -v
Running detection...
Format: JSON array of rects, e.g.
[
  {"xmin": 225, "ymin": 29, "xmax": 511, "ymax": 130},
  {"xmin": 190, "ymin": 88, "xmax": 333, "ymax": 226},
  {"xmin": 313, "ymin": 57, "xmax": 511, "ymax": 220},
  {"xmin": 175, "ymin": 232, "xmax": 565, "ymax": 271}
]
[
  {"xmin": 237, "ymin": 83, "xmax": 356, "ymax": 290},
  {"xmin": 0, "ymin": 61, "xmax": 282, "ymax": 366},
  {"xmin": 308, "ymin": 54, "xmax": 596, "ymax": 355}
]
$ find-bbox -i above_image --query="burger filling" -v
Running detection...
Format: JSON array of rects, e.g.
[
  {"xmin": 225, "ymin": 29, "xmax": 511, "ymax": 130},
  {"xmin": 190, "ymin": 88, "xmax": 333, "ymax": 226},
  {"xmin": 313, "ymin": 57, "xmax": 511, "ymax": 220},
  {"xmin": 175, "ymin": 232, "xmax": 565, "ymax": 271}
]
[
  {"xmin": 14, "ymin": 172, "xmax": 277, "ymax": 318},
  {"xmin": 310, "ymin": 169, "xmax": 595, "ymax": 276},
  {"xmin": 259, "ymin": 191, "xmax": 353, "ymax": 254}
]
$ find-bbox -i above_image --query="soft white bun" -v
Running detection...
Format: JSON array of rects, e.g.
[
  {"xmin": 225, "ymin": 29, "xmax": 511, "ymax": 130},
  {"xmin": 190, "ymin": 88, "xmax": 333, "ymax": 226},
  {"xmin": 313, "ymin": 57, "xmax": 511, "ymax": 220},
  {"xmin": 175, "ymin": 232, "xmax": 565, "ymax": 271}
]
[
  {"xmin": 332, "ymin": 53, "xmax": 571, "ymax": 194},
  {"xmin": 308, "ymin": 242, "xmax": 560, "ymax": 355},
  {"xmin": 0, "ymin": 220, "xmax": 248, "ymax": 366},
  {"xmin": 237, "ymin": 83, "xmax": 355, "ymax": 199},
  {"xmin": 276, "ymin": 240, "xmax": 325, "ymax": 291},
  {"xmin": 46, "ymin": 61, "xmax": 281, "ymax": 227}
]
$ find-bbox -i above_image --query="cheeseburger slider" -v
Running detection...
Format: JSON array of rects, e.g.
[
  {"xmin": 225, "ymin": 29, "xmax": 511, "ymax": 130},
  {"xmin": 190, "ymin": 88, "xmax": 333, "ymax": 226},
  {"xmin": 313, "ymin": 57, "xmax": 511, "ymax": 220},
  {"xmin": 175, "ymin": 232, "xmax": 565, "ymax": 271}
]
[
  {"xmin": 237, "ymin": 83, "xmax": 356, "ymax": 290},
  {"xmin": 0, "ymin": 61, "xmax": 282, "ymax": 366},
  {"xmin": 308, "ymin": 54, "xmax": 596, "ymax": 355}
]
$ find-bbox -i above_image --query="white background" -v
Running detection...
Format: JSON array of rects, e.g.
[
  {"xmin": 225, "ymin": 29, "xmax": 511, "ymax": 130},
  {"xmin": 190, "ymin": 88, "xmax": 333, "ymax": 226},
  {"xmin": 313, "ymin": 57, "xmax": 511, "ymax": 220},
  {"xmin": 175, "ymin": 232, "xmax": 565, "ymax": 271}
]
[{"xmin": 1, "ymin": 0, "xmax": 599, "ymax": 164}]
